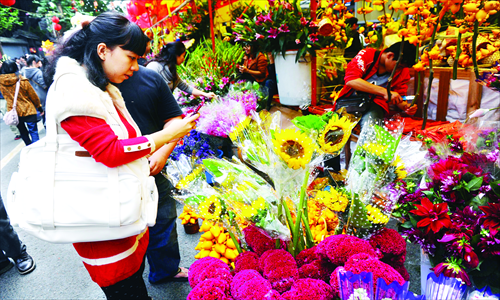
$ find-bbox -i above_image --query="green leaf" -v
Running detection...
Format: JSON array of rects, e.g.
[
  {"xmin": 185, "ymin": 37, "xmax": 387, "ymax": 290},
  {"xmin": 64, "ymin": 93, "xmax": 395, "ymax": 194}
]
[
  {"xmin": 422, "ymin": 190, "xmax": 434, "ymax": 198},
  {"xmin": 409, "ymin": 214, "xmax": 418, "ymax": 228},
  {"xmin": 490, "ymin": 179, "xmax": 500, "ymax": 197},
  {"xmin": 462, "ymin": 172, "xmax": 475, "ymax": 182},
  {"xmin": 400, "ymin": 221, "xmax": 413, "ymax": 229},
  {"xmin": 470, "ymin": 195, "xmax": 488, "ymax": 211},
  {"xmin": 466, "ymin": 176, "xmax": 484, "ymax": 191}
]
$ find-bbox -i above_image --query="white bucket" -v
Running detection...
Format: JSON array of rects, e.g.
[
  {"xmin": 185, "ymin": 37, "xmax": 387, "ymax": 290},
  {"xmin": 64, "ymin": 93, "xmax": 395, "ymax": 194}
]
[{"xmin": 274, "ymin": 50, "xmax": 311, "ymax": 106}]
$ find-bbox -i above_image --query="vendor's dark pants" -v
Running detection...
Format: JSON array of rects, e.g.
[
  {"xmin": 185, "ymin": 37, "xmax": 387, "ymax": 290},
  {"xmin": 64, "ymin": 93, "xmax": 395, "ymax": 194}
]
[
  {"xmin": 146, "ymin": 175, "xmax": 180, "ymax": 283},
  {"xmin": 327, "ymin": 103, "xmax": 385, "ymax": 171},
  {"xmin": 0, "ymin": 195, "xmax": 24, "ymax": 265}
]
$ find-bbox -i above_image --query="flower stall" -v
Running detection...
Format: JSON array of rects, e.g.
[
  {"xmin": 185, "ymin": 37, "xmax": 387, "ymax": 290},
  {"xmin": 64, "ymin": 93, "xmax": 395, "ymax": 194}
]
[{"xmin": 119, "ymin": 1, "xmax": 500, "ymax": 299}]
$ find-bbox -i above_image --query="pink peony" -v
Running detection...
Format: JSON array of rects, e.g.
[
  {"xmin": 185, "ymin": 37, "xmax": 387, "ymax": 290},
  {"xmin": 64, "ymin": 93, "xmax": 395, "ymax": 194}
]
[
  {"xmin": 298, "ymin": 259, "xmax": 335, "ymax": 282},
  {"xmin": 369, "ymin": 228, "xmax": 407, "ymax": 260},
  {"xmin": 281, "ymin": 278, "xmax": 333, "ymax": 300},
  {"xmin": 260, "ymin": 249, "xmax": 299, "ymax": 293},
  {"xmin": 231, "ymin": 269, "xmax": 273, "ymax": 300},
  {"xmin": 243, "ymin": 225, "xmax": 286, "ymax": 256},
  {"xmin": 235, "ymin": 251, "xmax": 261, "ymax": 274},
  {"xmin": 317, "ymin": 235, "xmax": 379, "ymax": 266},
  {"xmin": 295, "ymin": 246, "xmax": 320, "ymax": 268},
  {"xmin": 187, "ymin": 278, "xmax": 231, "ymax": 300},
  {"xmin": 189, "ymin": 257, "xmax": 232, "ymax": 288}
]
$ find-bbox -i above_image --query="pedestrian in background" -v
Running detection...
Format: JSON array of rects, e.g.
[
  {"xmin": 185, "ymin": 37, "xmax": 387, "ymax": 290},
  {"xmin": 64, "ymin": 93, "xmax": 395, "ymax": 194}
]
[
  {"xmin": 0, "ymin": 194, "xmax": 36, "ymax": 276},
  {"xmin": 22, "ymin": 55, "xmax": 48, "ymax": 126},
  {"xmin": 146, "ymin": 41, "xmax": 216, "ymax": 99},
  {"xmin": 0, "ymin": 60, "xmax": 43, "ymax": 146}
]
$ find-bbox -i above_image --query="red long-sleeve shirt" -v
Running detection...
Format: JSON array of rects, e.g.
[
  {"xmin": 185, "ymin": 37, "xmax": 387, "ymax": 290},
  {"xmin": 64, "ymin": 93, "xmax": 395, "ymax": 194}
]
[
  {"xmin": 337, "ymin": 48, "xmax": 410, "ymax": 113},
  {"xmin": 61, "ymin": 111, "xmax": 152, "ymax": 287}
]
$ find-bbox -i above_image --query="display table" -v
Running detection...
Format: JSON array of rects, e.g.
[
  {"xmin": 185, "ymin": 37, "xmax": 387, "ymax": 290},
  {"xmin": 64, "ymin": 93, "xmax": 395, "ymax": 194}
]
[{"xmin": 409, "ymin": 67, "xmax": 490, "ymax": 121}]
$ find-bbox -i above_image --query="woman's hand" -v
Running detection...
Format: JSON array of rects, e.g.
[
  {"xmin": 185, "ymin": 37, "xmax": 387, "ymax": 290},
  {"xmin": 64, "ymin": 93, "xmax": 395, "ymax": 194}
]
[
  {"xmin": 163, "ymin": 113, "xmax": 200, "ymax": 141},
  {"xmin": 404, "ymin": 104, "xmax": 418, "ymax": 115},
  {"xmin": 239, "ymin": 65, "xmax": 248, "ymax": 73},
  {"xmin": 203, "ymin": 92, "xmax": 216, "ymax": 99}
]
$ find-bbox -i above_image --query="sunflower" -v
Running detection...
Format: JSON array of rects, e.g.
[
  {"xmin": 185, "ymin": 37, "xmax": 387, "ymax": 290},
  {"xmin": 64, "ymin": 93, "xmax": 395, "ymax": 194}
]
[
  {"xmin": 198, "ymin": 195, "xmax": 222, "ymax": 220},
  {"xmin": 272, "ymin": 128, "xmax": 315, "ymax": 170},
  {"xmin": 392, "ymin": 155, "xmax": 407, "ymax": 179},
  {"xmin": 318, "ymin": 115, "xmax": 356, "ymax": 153}
]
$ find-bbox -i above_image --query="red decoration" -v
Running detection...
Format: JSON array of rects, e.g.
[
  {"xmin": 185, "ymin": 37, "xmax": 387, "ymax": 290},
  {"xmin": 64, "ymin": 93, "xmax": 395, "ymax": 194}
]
[
  {"xmin": 52, "ymin": 16, "xmax": 60, "ymax": 24},
  {"xmin": 0, "ymin": 0, "xmax": 16, "ymax": 6},
  {"xmin": 54, "ymin": 23, "xmax": 62, "ymax": 31}
]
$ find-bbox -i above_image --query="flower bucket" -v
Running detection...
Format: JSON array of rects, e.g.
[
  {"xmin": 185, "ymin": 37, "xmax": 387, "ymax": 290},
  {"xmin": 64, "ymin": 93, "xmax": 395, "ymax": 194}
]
[
  {"xmin": 420, "ymin": 250, "xmax": 433, "ymax": 294},
  {"xmin": 274, "ymin": 50, "xmax": 311, "ymax": 106}
]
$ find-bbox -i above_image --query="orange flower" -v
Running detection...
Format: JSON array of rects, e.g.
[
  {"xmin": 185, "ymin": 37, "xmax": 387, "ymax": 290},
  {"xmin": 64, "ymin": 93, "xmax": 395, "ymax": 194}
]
[{"xmin": 413, "ymin": 61, "xmax": 425, "ymax": 71}]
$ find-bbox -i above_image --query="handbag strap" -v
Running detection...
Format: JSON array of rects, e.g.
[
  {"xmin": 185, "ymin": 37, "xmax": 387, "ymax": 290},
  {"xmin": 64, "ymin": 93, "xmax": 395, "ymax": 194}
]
[
  {"xmin": 362, "ymin": 50, "xmax": 381, "ymax": 81},
  {"xmin": 11, "ymin": 78, "xmax": 21, "ymax": 109}
]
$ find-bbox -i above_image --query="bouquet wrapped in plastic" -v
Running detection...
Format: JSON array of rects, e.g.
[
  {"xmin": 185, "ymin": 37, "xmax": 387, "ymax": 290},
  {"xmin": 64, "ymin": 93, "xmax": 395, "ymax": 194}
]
[{"xmin": 425, "ymin": 273, "xmax": 467, "ymax": 300}]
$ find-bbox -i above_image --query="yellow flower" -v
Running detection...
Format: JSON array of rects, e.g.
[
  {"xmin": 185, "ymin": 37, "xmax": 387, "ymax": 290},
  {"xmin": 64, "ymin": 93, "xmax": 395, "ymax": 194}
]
[
  {"xmin": 366, "ymin": 204, "xmax": 389, "ymax": 224},
  {"xmin": 199, "ymin": 195, "xmax": 222, "ymax": 220},
  {"xmin": 392, "ymin": 156, "xmax": 407, "ymax": 180},
  {"xmin": 318, "ymin": 115, "xmax": 356, "ymax": 154},
  {"xmin": 362, "ymin": 142, "xmax": 388, "ymax": 156},
  {"xmin": 314, "ymin": 189, "xmax": 349, "ymax": 212},
  {"xmin": 252, "ymin": 196, "xmax": 266, "ymax": 210},
  {"xmin": 272, "ymin": 128, "xmax": 315, "ymax": 170},
  {"xmin": 176, "ymin": 167, "xmax": 204, "ymax": 189}
]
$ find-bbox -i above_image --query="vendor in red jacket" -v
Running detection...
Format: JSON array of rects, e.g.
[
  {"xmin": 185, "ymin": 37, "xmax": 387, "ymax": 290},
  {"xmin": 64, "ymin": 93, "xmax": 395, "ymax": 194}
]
[{"xmin": 337, "ymin": 41, "xmax": 418, "ymax": 126}]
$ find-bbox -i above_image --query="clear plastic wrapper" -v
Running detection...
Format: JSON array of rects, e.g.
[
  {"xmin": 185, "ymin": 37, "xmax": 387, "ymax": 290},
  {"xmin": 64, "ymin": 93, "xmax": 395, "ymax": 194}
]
[
  {"xmin": 374, "ymin": 278, "xmax": 409, "ymax": 300},
  {"xmin": 338, "ymin": 269, "xmax": 374, "ymax": 300},
  {"xmin": 466, "ymin": 286, "xmax": 500, "ymax": 300},
  {"xmin": 425, "ymin": 273, "xmax": 467, "ymax": 300}
]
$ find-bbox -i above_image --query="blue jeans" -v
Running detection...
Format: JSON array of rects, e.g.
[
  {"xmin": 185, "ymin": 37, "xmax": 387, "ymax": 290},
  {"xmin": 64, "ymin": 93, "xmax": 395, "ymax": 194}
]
[
  {"xmin": 0, "ymin": 195, "xmax": 24, "ymax": 264},
  {"xmin": 17, "ymin": 114, "xmax": 39, "ymax": 146},
  {"xmin": 146, "ymin": 175, "xmax": 180, "ymax": 283}
]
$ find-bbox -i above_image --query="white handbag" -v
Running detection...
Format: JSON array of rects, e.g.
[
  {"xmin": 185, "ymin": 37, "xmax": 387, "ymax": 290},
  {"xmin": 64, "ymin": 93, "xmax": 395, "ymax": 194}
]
[
  {"xmin": 3, "ymin": 78, "xmax": 20, "ymax": 126},
  {"xmin": 5, "ymin": 107, "xmax": 158, "ymax": 243}
]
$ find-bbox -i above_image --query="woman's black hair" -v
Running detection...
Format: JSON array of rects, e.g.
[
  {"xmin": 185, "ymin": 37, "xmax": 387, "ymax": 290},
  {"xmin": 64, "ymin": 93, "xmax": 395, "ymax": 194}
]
[
  {"xmin": 26, "ymin": 55, "xmax": 41, "ymax": 66},
  {"xmin": 45, "ymin": 11, "xmax": 150, "ymax": 90},
  {"xmin": 147, "ymin": 41, "xmax": 185, "ymax": 81},
  {"xmin": 0, "ymin": 59, "xmax": 19, "ymax": 75}
]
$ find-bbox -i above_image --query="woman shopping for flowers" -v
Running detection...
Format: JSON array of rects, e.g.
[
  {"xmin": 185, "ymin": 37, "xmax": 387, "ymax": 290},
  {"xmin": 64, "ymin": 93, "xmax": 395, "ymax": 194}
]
[
  {"xmin": 44, "ymin": 11, "xmax": 198, "ymax": 299},
  {"xmin": 0, "ymin": 60, "xmax": 43, "ymax": 146},
  {"xmin": 146, "ymin": 41, "xmax": 216, "ymax": 99}
]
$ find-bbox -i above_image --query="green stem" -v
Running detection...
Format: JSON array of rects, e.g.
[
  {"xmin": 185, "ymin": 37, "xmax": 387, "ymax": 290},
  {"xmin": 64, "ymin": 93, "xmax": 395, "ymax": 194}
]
[
  {"xmin": 421, "ymin": 4, "xmax": 440, "ymax": 129},
  {"xmin": 228, "ymin": 230, "xmax": 243, "ymax": 254},
  {"xmin": 453, "ymin": 4, "xmax": 464, "ymax": 80},
  {"xmin": 301, "ymin": 213, "xmax": 314, "ymax": 248},
  {"xmin": 291, "ymin": 171, "xmax": 310, "ymax": 257},
  {"xmin": 472, "ymin": 20, "xmax": 479, "ymax": 79}
]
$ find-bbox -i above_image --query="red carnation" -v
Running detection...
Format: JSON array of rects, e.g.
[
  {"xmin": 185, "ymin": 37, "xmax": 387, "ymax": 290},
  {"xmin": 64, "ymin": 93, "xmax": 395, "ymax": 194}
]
[
  {"xmin": 369, "ymin": 228, "xmax": 407, "ymax": 268},
  {"xmin": 298, "ymin": 259, "xmax": 336, "ymax": 282},
  {"xmin": 260, "ymin": 249, "xmax": 299, "ymax": 293},
  {"xmin": 410, "ymin": 198, "xmax": 452, "ymax": 233},
  {"xmin": 392, "ymin": 263, "xmax": 410, "ymax": 281},
  {"xmin": 264, "ymin": 289, "xmax": 285, "ymax": 299},
  {"xmin": 189, "ymin": 257, "xmax": 231, "ymax": 288},
  {"xmin": 235, "ymin": 251, "xmax": 261, "ymax": 274},
  {"xmin": 281, "ymin": 278, "xmax": 333, "ymax": 300},
  {"xmin": 231, "ymin": 269, "xmax": 273, "ymax": 300},
  {"xmin": 243, "ymin": 225, "xmax": 286, "ymax": 256},
  {"xmin": 187, "ymin": 278, "xmax": 231, "ymax": 300},
  {"xmin": 330, "ymin": 253, "xmax": 405, "ymax": 297},
  {"xmin": 316, "ymin": 235, "xmax": 379, "ymax": 265},
  {"xmin": 295, "ymin": 246, "xmax": 320, "ymax": 267}
]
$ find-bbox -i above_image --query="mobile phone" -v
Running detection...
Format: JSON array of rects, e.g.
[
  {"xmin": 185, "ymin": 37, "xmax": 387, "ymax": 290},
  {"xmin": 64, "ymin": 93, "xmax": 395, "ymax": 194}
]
[
  {"xmin": 402, "ymin": 95, "xmax": 415, "ymax": 102},
  {"xmin": 189, "ymin": 100, "xmax": 205, "ymax": 116}
]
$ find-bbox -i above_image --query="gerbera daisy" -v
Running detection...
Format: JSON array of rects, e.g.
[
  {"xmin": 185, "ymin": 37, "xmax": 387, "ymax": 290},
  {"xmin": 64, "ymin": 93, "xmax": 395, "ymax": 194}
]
[
  {"xmin": 272, "ymin": 128, "xmax": 315, "ymax": 170},
  {"xmin": 318, "ymin": 115, "xmax": 356, "ymax": 153},
  {"xmin": 199, "ymin": 195, "xmax": 222, "ymax": 220}
]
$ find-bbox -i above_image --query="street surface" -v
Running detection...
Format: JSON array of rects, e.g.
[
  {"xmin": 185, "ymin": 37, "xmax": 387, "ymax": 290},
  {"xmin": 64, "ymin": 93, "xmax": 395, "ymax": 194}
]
[{"xmin": 0, "ymin": 120, "xmax": 198, "ymax": 299}]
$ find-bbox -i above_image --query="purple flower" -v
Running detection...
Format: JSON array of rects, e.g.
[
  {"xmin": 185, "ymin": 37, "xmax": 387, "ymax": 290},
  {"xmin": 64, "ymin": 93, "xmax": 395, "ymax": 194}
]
[
  {"xmin": 441, "ymin": 175, "xmax": 458, "ymax": 193},
  {"xmin": 219, "ymin": 83, "xmax": 225, "ymax": 89},
  {"xmin": 222, "ymin": 77, "xmax": 230, "ymax": 85},
  {"xmin": 487, "ymin": 149, "xmax": 499, "ymax": 162},
  {"xmin": 263, "ymin": 12, "xmax": 273, "ymax": 23},
  {"xmin": 477, "ymin": 228, "xmax": 500, "ymax": 257},
  {"xmin": 278, "ymin": 24, "xmax": 290, "ymax": 33},
  {"xmin": 268, "ymin": 28, "xmax": 279, "ymax": 39},
  {"xmin": 236, "ymin": 17, "xmax": 245, "ymax": 23},
  {"xmin": 205, "ymin": 86, "xmax": 212, "ymax": 91},
  {"xmin": 295, "ymin": 39, "xmax": 301, "ymax": 44}
]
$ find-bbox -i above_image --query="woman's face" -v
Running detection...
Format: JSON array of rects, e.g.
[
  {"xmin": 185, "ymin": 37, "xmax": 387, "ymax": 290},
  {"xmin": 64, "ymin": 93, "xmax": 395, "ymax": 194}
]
[
  {"xmin": 99, "ymin": 44, "xmax": 140, "ymax": 84},
  {"xmin": 244, "ymin": 45, "xmax": 252, "ymax": 55},
  {"xmin": 176, "ymin": 52, "xmax": 186, "ymax": 65}
]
